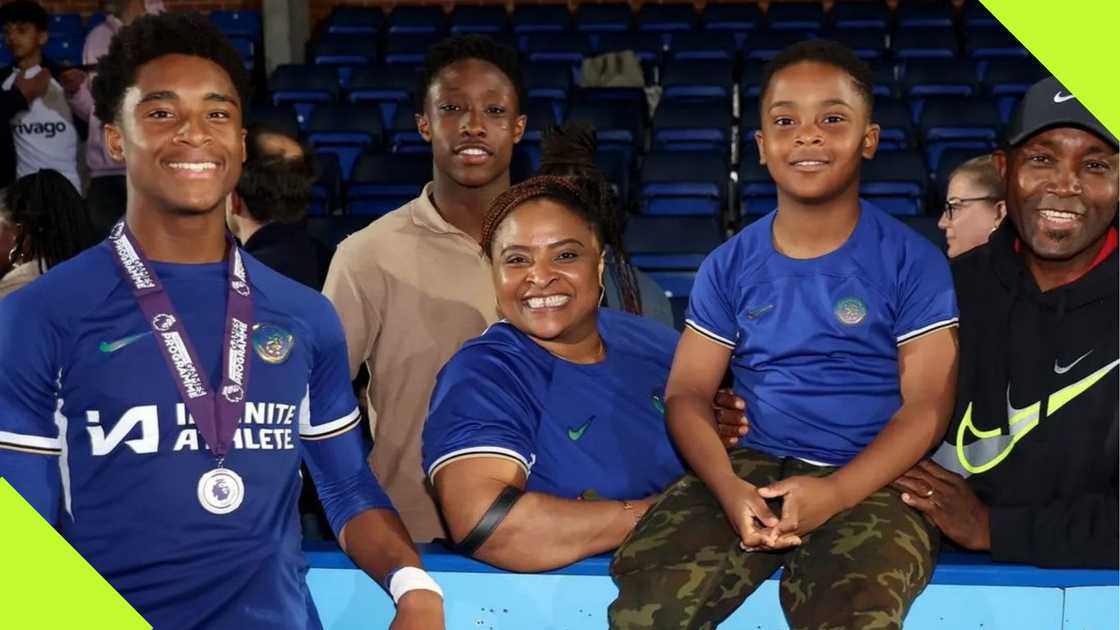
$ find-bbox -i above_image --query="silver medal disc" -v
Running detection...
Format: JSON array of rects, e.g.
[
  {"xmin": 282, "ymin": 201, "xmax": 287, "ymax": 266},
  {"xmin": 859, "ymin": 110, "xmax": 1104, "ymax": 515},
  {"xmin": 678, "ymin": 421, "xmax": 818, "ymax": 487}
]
[{"xmin": 197, "ymin": 467, "xmax": 245, "ymax": 515}]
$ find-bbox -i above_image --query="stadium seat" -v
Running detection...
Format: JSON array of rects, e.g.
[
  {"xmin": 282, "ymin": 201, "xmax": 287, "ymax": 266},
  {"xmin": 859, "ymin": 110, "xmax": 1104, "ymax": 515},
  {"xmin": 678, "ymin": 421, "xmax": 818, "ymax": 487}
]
[
  {"xmin": 661, "ymin": 59, "xmax": 734, "ymax": 103},
  {"xmin": 306, "ymin": 104, "xmax": 384, "ymax": 181},
  {"xmin": 967, "ymin": 28, "xmax": 1029, "ymax": 59},
  {"xmin": 963, "ymin": 2, "xmax": 1002, "ymax": 29},
  {"xmin": 269, "ymin": 65, "xmax": 339, "ymax": 129},
  {"xmin": 47, "ymin": 13, "xmax": 82, "ymax": 38},
  {"xmin": 511, "ymin": 5, "xmax": 570, "ymax": 34},
  {"xmin": 523, "ymin": 62, "xmax": 572, "ymax": 121},
  {"xmin": 744, "ymin": 30, "xmax": 812, "ymax": 61},
  {"xmin": 739, "ymin": 99, "xmax": 761, "ymax": 139},
  {"xmin": 566, "ymin": 101, "xmax": 644, "ymax": 166},
  {"xmin": 861, "ymin": 150, "xmax": 929, "ymax": 216},
  {"xmin": 652, "ymin": 101, "xmax": 731, "ymax": 153},
  {"xmin": 387, "ymin": 105, "xmax": 428, "ymax": 154},
  {"xmin": 325, "ymin": 6, "xmax": 383, "ymax": 35},
  {"xmin": 384, "ymin": 32, "xmax": 443, "ymax": 65},
  {"xmin": 903, "ymin": 216, "xmax": 947, "ymax": 251},
  {"xmin": 346, "ymin": 153, "xmax": 430, "ymax": 216},
  {"xmin": 765, "ymin": 2, "xmax": 824, "ymax": 31},
  {"xmin": 245, "ymin": 105, "xmax": 301, "ymax": 140},
  {"xmin": 519, "ymin": 100, "xmax": 560, "ymax": 168},
  {"xmin": 740, "ymin": 64, "xmax": 764, "ymax": 99},
  {"xmin": 210, "ymin": 10, "xmax": 260, "ymax": 39},
  {"xmin": 668, "ymin": 31, "xmax": 738, "ymax": 62},
  {"xmin": 874, "ymin": 99, "xmax": 916, "ymax": 150},
  {"xmin": 870, "ymin": 62, "xmax": 897, "ymax": 98},
  {"xmin": 739, "ymin": 145, "xmax": 777, "ymax": 216},
  {"xmin": 346, "ymin": 65, "xmax": 418, "ymax": 130},
  {"xmin": 44, "ymin": 35, "xmax": 80, "ymax": 67},
  {"xmin": 625, "ymin": 215, "xmax": 723, "ymax": 271},
  {"xmin": 831, "ymin": 2, "xmax": 890, "ymax": 30},
  {"xmin": 639, "ymin": 151, "xmax": 728, "ymax": 217},
  {"xmin": 981, "ymin": 58, "xmax": 1047, "ymax": 121},
  {"xmin": 700, "ymin": 3, "xmax": 762, "ymax": 34},
  {"xmin": 920, "ymin": 99, "xmax": 1001, "ymax": 171},
  {"xmin": 229, "ymin": 36, "xmax": 254, "ymax": 70},
  {"xmin": 893, "ymin": 28, "xmax": 959, "ymax": 59},
  {"xmin": 450, "ymin": 6, "xmax": 508, "ymax": 34},
  {"xmin": 310, "ymin": 152, "xmax": 341, "ymax": 216},
  {"xmin": 387, "ymin": 5, "xmax": 445, "ymax": 35},
  {"xmin": 895, "ymin": 3, "xmax": 955, "ymax": 28},
  {"xmin": 903, "ymin": 59, "xmax": 978, "ymax": 100},
  {"xmin": 636, "ymin": 3, "xmax": 697, "ymax": 35},
  {"xmin": 644, "ymin": 271, "xmax": 697, "ymax": 329},
  {"xmin": 574, "ymin": 3, "xmax": 632, "ymax": 33},
  {"xmin": 526, "ymin": 32, "xmax": 592, "ymax": 65},
  {"xmin": 313, "ymin": 35, "xmax": 378, "ymax": 83},
  {"xmin": 831, "ymin": 28, "xmax": 889, "ymax": 61}
]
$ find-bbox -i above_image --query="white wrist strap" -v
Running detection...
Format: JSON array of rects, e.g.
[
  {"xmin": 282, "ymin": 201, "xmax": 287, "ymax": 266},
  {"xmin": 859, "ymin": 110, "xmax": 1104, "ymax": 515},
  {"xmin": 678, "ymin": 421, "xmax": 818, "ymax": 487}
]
[{"xmin": 388, "ymin": 566, "xmax": 443, "ymax": 605}]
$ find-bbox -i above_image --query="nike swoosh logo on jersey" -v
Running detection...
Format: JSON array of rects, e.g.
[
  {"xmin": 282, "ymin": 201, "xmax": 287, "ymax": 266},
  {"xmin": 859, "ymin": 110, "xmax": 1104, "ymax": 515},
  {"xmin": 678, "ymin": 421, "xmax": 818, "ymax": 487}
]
[
  {"xmin": 1054, "ymin": 350, "xmax": 1092, "ymax": 374},
  {"xmin": 98, "ymin": 331, "xmax": 151, "ymax": 353},
  {"xmin": 932, "ymin": 358, "xmax": 1119, "ymax": 476},
  {"xmin": 1053, "ymin": 91, "xmax": 1076, "ymax": 103},
  {"xmin": 567, "ymin": 416, "xmax": 596, "ymax": 441}
]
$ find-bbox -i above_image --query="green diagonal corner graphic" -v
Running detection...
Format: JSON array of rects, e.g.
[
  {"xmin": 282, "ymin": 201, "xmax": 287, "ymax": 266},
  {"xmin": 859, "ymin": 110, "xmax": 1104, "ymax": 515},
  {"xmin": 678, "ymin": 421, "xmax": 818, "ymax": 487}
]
[
  {"xmin": 982, "ymin": 0, "xmax": 1120, "ymax": 135},
  {"xmin": 0, "ymin": 479, "xmax": 150, "ymax": 629}
]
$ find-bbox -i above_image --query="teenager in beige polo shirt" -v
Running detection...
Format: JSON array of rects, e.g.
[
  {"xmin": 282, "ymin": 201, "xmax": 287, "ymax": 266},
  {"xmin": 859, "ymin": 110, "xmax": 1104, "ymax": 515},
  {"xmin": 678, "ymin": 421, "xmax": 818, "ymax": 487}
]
[{"xmin": 323, "ymin": 36, "xmax": 527, "ymax": 541}]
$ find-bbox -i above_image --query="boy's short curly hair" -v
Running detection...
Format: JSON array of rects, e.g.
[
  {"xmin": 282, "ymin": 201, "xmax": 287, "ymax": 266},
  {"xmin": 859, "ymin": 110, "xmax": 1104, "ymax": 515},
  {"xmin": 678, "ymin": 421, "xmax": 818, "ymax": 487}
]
[
  {"xmin": 760, "ymin": 39, "xmax": 874, "ymax": 111},
  {"xmin": 91, "ymin": 12, "xmax": 251, "ymax": 124},
  {"xmin": 414, "ymin": 34, "xmax": 526, "ymax": 114}
]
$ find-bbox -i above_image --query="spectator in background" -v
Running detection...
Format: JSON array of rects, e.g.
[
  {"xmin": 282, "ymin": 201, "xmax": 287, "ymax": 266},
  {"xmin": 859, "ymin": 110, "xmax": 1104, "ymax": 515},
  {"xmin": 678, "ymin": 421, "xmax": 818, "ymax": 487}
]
[
  {"xmin": 0, "ymin": 169, "xmax": 96, "ymax": 299},
  {"xmin": 0, "ymin": 1, "xmax": 86, "ymax": 192},
  {"xmin": 900, "ymin": 77, "xmax": 1118, "ymax": 569},
  {"xmin": 323, "ymin": 35, "xmax": 527, "ymax": 541},
  {"xmin": 70, "ymin": 0, "xmax": 164, "ymax": 237},
  {"xmin": 227, "ymin": 123, "xmax": 331, "ymax": 291},
  {"xmin": 939, "ymin": 154, "xmax": 1007, "ymax": 258},
  {"xmin": 536, "ymin": 122, "xmax": 674, "ymax": 329}
]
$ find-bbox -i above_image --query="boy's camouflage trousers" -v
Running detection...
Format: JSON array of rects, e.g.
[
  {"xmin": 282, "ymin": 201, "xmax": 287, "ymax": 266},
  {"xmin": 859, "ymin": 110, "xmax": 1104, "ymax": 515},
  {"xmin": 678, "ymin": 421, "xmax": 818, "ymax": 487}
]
[{"xmin": 609, "ymin": 448, "xmax": 938, "ymax": 630}]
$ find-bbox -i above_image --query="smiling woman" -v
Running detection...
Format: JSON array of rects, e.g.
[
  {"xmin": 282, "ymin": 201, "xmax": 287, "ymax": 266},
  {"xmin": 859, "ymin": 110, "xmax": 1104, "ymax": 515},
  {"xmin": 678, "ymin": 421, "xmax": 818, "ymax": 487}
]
[{"xmin": 421, "ymin": 175, "xmax": 690, "ymax": 572}]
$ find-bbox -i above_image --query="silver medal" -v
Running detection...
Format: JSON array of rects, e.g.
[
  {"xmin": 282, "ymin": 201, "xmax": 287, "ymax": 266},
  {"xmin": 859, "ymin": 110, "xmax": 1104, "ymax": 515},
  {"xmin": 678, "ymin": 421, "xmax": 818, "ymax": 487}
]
[{"xmin": 197, "ymin": 467, "xmax": 245, "ymax": 515}]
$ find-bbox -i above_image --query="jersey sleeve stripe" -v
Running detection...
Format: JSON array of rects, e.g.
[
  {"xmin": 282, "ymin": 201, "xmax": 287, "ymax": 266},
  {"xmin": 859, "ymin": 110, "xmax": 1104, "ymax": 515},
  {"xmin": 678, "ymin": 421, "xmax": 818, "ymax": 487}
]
[
  {"xmin": 0, "ymin": 430, "xmax": 62, "ymax": 455},
  {"xmin": 897, "ymin": 318, "xmax": 959, "ymax": 345},
  {"xmin": 427, "ymin": 446, "xmax": 530, "ymax": 480},
  {"xmin": 300, "ymin": 407, "xmax": 361, "ymax": 441},
  {"xmin": 685, "ymin": 320, "xmax": 737, "ymax": 349}
]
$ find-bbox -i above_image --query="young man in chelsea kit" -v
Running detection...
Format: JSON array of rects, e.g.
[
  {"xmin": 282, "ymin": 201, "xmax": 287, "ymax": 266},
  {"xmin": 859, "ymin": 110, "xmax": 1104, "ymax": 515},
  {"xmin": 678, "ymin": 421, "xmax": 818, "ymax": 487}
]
[{"xmin": 0, "ymin": 13, "xmax": 444, "ymax": 629}]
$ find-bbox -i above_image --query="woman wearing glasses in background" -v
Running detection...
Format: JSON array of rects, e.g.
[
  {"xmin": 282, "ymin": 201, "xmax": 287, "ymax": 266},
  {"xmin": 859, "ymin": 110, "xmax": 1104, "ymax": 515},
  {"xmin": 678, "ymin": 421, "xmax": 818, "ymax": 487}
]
[{"xmin": 938, "ymin": 154, "xmax": 1007, "ymax": 258}]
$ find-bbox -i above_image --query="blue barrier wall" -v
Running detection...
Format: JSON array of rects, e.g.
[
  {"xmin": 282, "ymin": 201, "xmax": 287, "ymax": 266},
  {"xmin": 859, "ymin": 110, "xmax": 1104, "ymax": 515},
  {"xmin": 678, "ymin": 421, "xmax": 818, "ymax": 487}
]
[{"xmin": 304, "ymin": 543, "xmax": 1119, "ymax": 629}]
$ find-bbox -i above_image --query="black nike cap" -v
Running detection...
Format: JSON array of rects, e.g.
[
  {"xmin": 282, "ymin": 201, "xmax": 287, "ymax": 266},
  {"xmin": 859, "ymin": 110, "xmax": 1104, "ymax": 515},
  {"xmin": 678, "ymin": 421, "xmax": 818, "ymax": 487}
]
[{"xmin": 1006, "ymin": 76, "xmax": 1117, "ymax": 148}]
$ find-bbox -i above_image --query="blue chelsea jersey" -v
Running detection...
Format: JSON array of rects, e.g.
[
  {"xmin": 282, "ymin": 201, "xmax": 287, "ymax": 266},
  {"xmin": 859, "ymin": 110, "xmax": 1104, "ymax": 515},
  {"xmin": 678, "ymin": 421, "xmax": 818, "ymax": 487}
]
[
  {"xmin": 686, "ymin": 202, "xmax": 959, "ymax": 465},
  {"xmin": 0, "ymin": 241, "xmax": 390, "ymax": 630},
  {"xmin": 423, "ymin": 308, "xmax": 686, "ymax": 500}
]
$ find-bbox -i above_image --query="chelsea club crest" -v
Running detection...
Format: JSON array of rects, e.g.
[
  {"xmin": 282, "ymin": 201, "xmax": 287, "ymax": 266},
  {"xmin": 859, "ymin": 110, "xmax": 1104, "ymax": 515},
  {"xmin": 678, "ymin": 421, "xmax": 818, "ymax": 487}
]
[
  {"xmin": 252, "ymin": 323, "xmax": 295, "ymax": 364},
  {"xmin": 834, "ymin": 297, "xmax": 868, "ymax": 326}
]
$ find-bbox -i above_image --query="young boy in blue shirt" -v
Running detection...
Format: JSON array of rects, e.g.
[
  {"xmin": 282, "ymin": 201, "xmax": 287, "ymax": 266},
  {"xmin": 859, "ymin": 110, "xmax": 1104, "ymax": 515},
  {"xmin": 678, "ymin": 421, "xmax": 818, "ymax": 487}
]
[{"xmin": 609, "ymin": 40, "xmax": 960, "ymax": 630}]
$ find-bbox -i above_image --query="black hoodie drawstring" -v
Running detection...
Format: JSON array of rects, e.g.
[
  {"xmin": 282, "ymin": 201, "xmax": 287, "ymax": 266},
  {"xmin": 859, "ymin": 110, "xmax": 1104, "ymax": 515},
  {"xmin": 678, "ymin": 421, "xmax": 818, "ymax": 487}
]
[{"xmin": 1037, "ymin": 290, "xmax": 1070, "ymax": 430}]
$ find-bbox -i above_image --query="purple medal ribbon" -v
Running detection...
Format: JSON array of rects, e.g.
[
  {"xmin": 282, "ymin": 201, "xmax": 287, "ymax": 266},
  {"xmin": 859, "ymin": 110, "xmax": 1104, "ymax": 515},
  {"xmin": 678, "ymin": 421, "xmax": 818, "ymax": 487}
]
[{"xmin": 107, "ymin": 220, "xmax": 253, "ymax": 462}]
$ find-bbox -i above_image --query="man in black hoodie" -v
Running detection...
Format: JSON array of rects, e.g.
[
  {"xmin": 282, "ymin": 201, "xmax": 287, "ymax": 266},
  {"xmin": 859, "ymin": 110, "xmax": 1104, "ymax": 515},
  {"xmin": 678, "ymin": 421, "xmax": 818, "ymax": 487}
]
[{"xmin": 895, "ymin": 76, "xmax": 1118, "ymax": 568}]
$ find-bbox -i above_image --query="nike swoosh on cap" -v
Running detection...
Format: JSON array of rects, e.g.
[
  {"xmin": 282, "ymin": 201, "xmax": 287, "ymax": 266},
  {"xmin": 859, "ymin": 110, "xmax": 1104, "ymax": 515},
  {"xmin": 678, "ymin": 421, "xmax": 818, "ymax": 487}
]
[
  {"xmin": 98, "ymin": 331, "xmax": 151, "ymax": 353},
  {"xmin": 1053, "ymin": 91, "xmax": 1077, "ymax": 103},
  {"xmin": 1055, "ymin": 350, "xmax": 1093, "ymax": 374},
  {"xmin": 932, "ymin": 358, "xmax": 1119, "ymax": 476}
]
